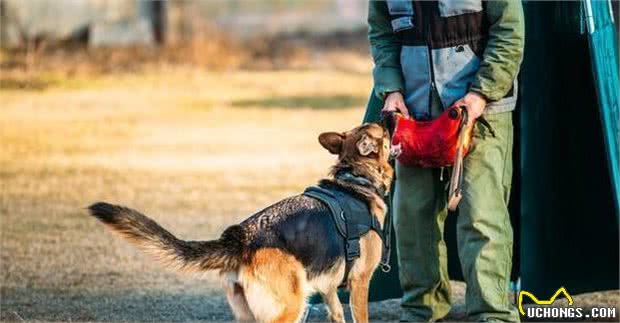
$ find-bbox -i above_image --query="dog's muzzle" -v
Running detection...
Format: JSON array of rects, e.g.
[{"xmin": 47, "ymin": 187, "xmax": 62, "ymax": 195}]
[{"xmin": 389, "ymin": 143, "xmax": 402, "ymax": 160}]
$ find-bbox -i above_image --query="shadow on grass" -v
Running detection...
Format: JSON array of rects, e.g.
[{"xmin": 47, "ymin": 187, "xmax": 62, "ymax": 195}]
[
  {"xmin": 232, "ymin": 95, "xmax": 366, "ymax": 110},
  {"xmin": 0, "ymin": 286, "xmax": 395, "ymax": 322},
  {"xmin": 0, "ymin": 286, "xmax": 344, "ymax": 322}
]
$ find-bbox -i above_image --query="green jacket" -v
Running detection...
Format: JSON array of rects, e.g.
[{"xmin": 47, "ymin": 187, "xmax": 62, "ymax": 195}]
[{"xmin": 368, "ymin": 0, "xmax": 525, "ymax": 103}]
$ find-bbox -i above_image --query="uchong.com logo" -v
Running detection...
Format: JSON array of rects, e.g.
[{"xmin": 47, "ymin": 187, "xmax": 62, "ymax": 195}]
[{"xmin": 518, "ymin": 287, "xmax": 617, "ymax": 320}]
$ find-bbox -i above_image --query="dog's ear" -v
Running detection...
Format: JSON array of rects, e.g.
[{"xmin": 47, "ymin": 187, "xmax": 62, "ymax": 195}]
[
  {"xmin": 357, "ymin": 134, "xmax": 379, "ymax": 156},
  {"xmin": 319, "ymin": 132, "xmax": 345, "ymax": 155}
]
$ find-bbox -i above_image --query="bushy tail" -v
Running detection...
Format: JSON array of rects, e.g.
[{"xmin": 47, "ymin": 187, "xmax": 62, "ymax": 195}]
[{"xmin": 87, "ymin": 202, "xmax": 244, "ymax": 272}]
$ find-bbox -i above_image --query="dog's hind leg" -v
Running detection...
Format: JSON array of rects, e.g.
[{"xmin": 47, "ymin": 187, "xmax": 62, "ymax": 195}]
[
  {"xmin": 224, "ymin": 280, "xmax": 254, "ymax": 322},
  {"xmin": 241, "ymin": 248, "xmax": 307, "ymax": 323},
  {"xmin": 321, "ymin": 288, "xmax": 345, "ymax": 323}
]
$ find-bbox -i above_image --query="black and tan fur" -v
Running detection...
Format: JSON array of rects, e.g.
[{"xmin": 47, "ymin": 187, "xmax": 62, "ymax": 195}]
[{"xmin": 88, "ymin": 123, "xmax": 394, "ymax": 323}]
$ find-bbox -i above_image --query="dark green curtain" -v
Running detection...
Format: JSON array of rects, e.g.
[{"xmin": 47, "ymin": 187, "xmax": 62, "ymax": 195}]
[
  {"xmin": 519, "ymin": 0, "xmax": 619, "ymax": 298},
  {"xmin": 585, "ymin": 0, "xmax": 620, "ymax": 215}
]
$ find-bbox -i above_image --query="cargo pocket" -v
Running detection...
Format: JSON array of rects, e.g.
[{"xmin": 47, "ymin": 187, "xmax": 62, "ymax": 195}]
[
  {"xmin": 437, "ymin": 0, "xmax": 482, "ymax": 17},
  {"xmin": 502, "ymin": 115, "xmax": 514, "ymax": 203}
]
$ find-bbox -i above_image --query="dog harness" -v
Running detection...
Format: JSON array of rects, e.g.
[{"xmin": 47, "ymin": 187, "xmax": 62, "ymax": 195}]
[{"xmin": 303, "ymin": 184, "xmax": 388, "ymax": 287}]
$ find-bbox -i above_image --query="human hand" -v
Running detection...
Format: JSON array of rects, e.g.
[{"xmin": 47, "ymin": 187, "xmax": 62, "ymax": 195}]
[
  {"xmin": 381, "ymin": 92, "xmax": 409, "ymax": 118},
  {"xmin": 454, "ymin": 92, "xmax": 487, "ymax": 126}
]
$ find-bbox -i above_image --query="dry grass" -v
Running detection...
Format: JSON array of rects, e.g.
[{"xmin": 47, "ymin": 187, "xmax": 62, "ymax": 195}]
[{"xmin": 0, "ymin": 67, "xmax": 617, "ymax": 322}]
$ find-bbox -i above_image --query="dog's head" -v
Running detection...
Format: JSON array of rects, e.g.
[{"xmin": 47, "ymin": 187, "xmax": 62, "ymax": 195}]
[
  {"xmin": 318, "ymin": 123, "xmax": 391, "ymax": 163},
  {"xmin": 318, "ymin": 123, "xmax": 393, "ymax": 192}
]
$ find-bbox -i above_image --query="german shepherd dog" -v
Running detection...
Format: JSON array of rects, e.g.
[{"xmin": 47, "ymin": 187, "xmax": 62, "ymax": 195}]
[{"xmin": 88, "ymin": 122, "xmax": 394, "ymax": 323}]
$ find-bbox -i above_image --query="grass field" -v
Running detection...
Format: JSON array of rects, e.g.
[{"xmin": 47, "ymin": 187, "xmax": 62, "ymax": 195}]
[{"xmin": 1, "ymin": 68, "xmax": 618, "ymax": 322}]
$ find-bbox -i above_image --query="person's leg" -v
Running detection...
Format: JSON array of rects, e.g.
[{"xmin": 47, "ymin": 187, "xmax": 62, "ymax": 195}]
[
  {"xmin": 457, "ymin": 112, "xmax": 519, "ymax": 322},
  {"xmin": 394, "ymin": 163, "xmax": 451, "ymax": 322}
]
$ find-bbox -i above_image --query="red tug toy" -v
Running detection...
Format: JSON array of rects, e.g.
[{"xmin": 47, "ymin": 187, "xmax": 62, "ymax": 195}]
[
  {"xmin": 391, "ymin": 105, "xmax": 473, "ymax": 168},
  {"xmin": 383, "ymin": 105, "xmax": 480, "ymax": 211}
]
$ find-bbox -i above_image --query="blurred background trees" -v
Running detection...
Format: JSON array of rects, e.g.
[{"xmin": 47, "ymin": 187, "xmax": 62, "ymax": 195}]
[{"xmin": 0, "ymin": 0, "xmax": 371, "ymax": 75}]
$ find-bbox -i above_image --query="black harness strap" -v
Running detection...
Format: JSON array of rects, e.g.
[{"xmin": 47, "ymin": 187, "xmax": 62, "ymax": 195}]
[
  {"xmin": 380, "ymin": 197, "xmax": 392, "ymax": 273},
  {"xmin": 303, "ymin": 186, "xmax": 384, "ymax": 287}
]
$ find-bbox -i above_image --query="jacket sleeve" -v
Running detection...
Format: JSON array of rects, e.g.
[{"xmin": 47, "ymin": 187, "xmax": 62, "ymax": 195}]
[
  {"xmin": 470, "ymin": 0, "xmax": 525, "ymax": 101},
  {"xmin": 368, "ymin": 1, "xmax": 404, "ymax": 100}
]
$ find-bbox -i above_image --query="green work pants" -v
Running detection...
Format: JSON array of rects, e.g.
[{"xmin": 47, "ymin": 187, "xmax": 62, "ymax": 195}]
[{"xmin": 393, "ymin": 99, "xmax": 519, "ymax": 322}]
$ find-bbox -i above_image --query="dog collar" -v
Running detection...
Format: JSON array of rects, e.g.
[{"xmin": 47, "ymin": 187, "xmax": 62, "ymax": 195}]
[{"xmin": 335, "ymin": 171, "xmax": 386, "ymax": 197}]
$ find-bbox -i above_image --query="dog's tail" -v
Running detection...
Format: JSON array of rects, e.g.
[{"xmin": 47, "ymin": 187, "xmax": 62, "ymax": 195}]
[{"xmin": 87, "ymin": 202, "xmax": 244, "ymax": 272}]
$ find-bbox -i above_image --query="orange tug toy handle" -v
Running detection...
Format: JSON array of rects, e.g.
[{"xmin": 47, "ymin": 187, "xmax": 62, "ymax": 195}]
[{"xmin": 447, "ymin": 107, "xmax": 473, "ymax": 211}]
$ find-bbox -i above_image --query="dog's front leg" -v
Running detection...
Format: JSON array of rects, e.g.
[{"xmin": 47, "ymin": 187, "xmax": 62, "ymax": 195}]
[
  {"xmin": 321, "ymin": 289, "xmax": 345, "ymax": 323},
  {"xmin": 349, "ymin": 277, "xmax": 370, "ymax": 323}
]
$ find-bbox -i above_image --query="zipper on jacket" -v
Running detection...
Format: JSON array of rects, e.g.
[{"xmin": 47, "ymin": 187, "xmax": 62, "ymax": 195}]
[
  {"xmin": 425, "ymin": 3, "xmax": 436, "ymax": 118},
  {"xmin": 428, "ymin": 51, "xmax": 436, "ymax": 118}
]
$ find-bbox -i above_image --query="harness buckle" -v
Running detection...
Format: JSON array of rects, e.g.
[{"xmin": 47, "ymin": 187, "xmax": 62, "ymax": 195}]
[{"xmin": 346, "ymin": 238, "xmax": 361, "ymax": 260}]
